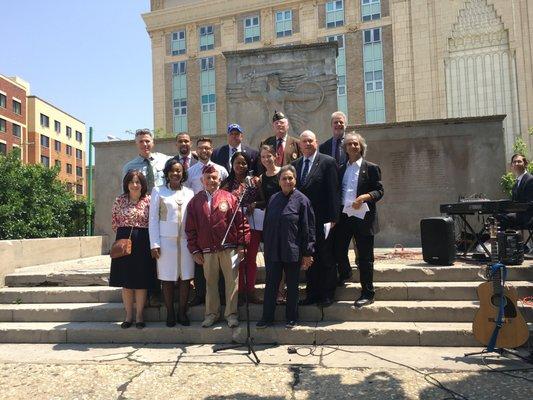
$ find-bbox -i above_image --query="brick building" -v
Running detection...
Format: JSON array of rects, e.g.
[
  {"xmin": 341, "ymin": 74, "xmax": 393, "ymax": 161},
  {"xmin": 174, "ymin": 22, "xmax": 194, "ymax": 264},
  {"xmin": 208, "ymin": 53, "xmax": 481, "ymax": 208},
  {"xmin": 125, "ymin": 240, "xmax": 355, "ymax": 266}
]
[
  {"xmin": 142, "ymin": 0, "xmax": 533, "ymax": 156},
  {"xmin": 0, "ymin": 75, "xmax": 29, "ymax": 161}
]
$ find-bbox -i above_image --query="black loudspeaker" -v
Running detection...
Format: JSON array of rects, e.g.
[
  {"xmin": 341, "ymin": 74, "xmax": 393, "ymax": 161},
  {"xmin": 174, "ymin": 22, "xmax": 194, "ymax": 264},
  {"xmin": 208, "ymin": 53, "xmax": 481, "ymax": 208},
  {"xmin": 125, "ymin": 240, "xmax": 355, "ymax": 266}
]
[
  {"xmin": 420, "ymin": 217, "xmax": 456, "ymax": 265},
  {"xmin": 497, "ymin": 230, "xmax": 524, "ymax": 265}
]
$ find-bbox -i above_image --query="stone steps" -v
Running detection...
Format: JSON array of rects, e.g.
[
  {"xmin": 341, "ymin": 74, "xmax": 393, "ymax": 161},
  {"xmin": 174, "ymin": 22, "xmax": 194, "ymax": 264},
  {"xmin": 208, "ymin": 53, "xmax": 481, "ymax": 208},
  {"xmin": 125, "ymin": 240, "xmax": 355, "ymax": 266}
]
[
  {"xmin": 1, "ymin": 281, "xmax": 532, "ymax": 303},
  {"xmin": 0, "ymin": 301, "xmax": 531, "ymax": 323},
  {"xmin": 5, "ymin": 262, "xmax": 533, "ymax": 287},
  {"xmin": 3, "ymin": 320, "xmax": 525, "ymax": 346}
]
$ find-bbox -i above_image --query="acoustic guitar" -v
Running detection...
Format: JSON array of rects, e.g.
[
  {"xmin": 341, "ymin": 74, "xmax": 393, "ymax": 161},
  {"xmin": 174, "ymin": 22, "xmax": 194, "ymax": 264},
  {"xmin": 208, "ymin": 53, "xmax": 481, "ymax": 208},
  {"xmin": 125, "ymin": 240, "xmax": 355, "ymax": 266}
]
[{"xmin": 472, "ymin": 218, "xmax": 529, "ymax": 349}]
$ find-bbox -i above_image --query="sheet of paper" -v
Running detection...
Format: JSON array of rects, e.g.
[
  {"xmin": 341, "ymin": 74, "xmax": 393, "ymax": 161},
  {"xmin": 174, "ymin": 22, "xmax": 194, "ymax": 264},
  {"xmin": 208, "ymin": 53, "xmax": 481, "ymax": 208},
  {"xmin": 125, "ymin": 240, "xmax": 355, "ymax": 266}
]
[
  {"xmin": 249, "ymin": 208, "xmax": 265, "ymax": 231},
  {"xmin": 231, "ymin": 251, "xmax": 240, "ymax": 270},
  {"xmin": 324, "ymin": 222, "xmax": 332, "ymax": 239},
  {"xmin": 343, "ymin": 202, "xmax": 369, "ymax": 219}
]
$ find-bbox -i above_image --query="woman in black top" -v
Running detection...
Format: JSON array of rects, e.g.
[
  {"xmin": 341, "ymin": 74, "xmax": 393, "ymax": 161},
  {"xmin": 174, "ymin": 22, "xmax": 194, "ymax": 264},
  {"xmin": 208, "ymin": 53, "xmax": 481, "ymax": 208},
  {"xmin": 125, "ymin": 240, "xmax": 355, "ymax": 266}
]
[{"xmin": 256, "ymin": 145, "xmax": 281, "ymax": 209}]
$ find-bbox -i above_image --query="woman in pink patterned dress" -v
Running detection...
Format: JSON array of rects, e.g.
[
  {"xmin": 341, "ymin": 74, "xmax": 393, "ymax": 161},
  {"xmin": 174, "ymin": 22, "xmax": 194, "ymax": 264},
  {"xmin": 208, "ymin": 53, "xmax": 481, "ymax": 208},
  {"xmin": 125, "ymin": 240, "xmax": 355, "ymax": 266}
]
[{"xmin": 110, "ymin": 170, "xmax": 157, "ymax": 329}]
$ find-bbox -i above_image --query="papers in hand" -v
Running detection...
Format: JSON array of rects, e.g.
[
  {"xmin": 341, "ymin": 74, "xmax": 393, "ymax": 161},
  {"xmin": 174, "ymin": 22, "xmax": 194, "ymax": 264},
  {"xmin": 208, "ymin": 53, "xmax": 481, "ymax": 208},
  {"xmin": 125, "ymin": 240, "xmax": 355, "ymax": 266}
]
[
  {"xmin": 231, "ymin": 251, "xmax": 241, "ymax": 270},
  {"xmin": 343, "ymin": 202, "xmax": 369, "ymax": 219},
  {"xmin": 249, "ymin": 209, "xmax": 265, "ymax": 231}
]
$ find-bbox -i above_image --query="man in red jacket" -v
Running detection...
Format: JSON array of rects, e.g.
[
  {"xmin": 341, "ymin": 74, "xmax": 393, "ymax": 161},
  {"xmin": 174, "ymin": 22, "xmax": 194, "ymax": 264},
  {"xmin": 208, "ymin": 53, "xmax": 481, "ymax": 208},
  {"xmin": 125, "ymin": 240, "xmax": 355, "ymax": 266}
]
[{"xmin": 185, "ymin": 165, "xmax": 250, "ymax": 328}]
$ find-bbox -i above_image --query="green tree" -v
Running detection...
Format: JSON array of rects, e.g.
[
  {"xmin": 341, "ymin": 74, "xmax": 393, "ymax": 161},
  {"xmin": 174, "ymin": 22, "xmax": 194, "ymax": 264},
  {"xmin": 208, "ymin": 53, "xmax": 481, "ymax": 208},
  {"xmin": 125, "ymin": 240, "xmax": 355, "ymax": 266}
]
[{"xmin": 0, "ymin": 150, "xmax": 85, "ymax": 239}]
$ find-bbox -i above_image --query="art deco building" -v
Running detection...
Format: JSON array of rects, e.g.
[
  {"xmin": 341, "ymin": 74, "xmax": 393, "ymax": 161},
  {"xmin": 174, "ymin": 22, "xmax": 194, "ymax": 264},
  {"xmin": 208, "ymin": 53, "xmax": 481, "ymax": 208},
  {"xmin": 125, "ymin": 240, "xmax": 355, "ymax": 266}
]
[{"xmin": 142, "ymin": 0, "xmax": 533, "ymax": 155}]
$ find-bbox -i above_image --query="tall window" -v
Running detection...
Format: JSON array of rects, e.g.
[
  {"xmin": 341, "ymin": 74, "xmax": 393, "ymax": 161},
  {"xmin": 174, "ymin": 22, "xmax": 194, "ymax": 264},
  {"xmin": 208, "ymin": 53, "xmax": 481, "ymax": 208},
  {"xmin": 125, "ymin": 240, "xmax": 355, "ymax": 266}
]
[
  {"xmin": 171, "ymin": 30, "xmax": 186, "ymax": 55},
  {"xmin": 66, "ymin": 163, "xmax": 73, "ymax": 174},
  {"xmin": 200, "ymin": 57, "xmax": 216, "ymax": 135},
  {"xmin": 76, "ymin": 184, "xmax": 83, "ymax": 195},
  {"xmin": 244, "ymin": 16, "xmax": 260, "ymax": 43},
  {"xmin": 54, "ymin": 120, "xmax": 61, "ymax": 133},
  {"xmin": 40, "ymin": 135, "xmax": 50, "ymax": 148},
  {"xmin": 55, "ymin": 159, "xmax": 61, "ymax": 169},
  {"xmin": 66, "ymin": 126, "xmax": 72, "ymax": 138},
  {"xmin": 326, "ymin": 0, "xmax": 344, "ymax": 28},
  {"xmin": 363, "ymin": 28, "xmax": 385, "ymax": 123},
  {"xmin": 54, "ymin": 140, "xmax": 61, "ymax": 152},
  {"xmin": 0, "ymin": 93, "xmax": 6, "ymax": 108},
  {"xmin": 0, "ymin": 142, "xmax": 6, "ymax": 155},
  {"xmin": 328, "ymin": 34, "xmax": 348, "ymax": 117},
  {"xmin": 66, "ymin": 144, "xmax": 73, "ymax": 156},
  {"xmin": 75, "ymin": 131, "xmax": 82, "ymax": 142},
  {"xmin": 0, "ymin": 118, "xmax": 5, "ymax": 132},
  {"xmin": 172, "ymin": 61, "xmax": 188, "ymax": 132},
  {"xmin": 76, "ymin": 148, "xmax": 83, "ymax": 160},
  {"xmin": 361, "ymin": 0, "xmax": 381, "ymax": 21},
  {"xmin": 76, "ymin": 166, "xmax": 83, "ymax": 177},
  {"xmin": 41, "ymin": 155, "xmax": 50, "ymax": 167},
  {"xmin": 12, "ymin": 123, "xmax": 21, "ymax": 138},
  {"xmin": 40, "ymin": 113, "xmax": 50, "ymax": 127},
  {"xmin": 12, "ymin": 100, "xmax": 21, "ymax": 115},
  {"xmin": 199, "ymin": 25, "xmax": 214, "ymax": 51},
  {"xmin": 275, "ymin": 10, "xmax": 293, "ymax": 38}
]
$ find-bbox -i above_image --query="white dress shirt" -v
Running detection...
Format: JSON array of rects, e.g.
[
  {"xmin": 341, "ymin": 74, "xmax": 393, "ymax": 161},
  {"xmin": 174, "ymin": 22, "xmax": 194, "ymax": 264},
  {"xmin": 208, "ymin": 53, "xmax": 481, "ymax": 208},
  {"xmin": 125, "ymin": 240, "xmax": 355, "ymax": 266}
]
[
  {"xmin": 185, "ymin": 160, "xmax": 229, "ymax": 194},
  {"xmin": 342, "ymin": 157, "xmax": 363, "ymax": 205}
]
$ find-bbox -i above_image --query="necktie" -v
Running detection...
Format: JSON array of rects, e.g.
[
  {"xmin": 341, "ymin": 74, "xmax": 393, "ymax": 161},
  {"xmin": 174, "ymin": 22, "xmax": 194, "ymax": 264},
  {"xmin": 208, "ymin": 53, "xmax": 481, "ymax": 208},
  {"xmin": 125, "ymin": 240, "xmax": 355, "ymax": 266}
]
[
  {"xmin": 335, "ymin": 137, "xmax": 342, "ymax": 164},
  {"xmin": 144, "ymin": 158, "xmax": 155, "ymax": 190},
  {"xmin": 276, "ymin": 138, "xmax": 284, "ymax": 166},
  {"xmin": 301, "ymin": 158, "xmax": 310, "ymax": 184},
  {"xmin": 181, "ymin": 156, "xmax": 189, "ymax": 169},
  {"xmin": 230, "ymin": 147, "xmax": 237, "ymax": 168}
]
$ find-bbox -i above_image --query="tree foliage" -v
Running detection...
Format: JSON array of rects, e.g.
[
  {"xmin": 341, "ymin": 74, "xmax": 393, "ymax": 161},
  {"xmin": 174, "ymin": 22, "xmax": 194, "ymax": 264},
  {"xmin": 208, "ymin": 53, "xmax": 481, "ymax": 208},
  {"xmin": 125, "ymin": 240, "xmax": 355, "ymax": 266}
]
[{"xmin": 0, "ymin": 150, "xmax": 87, "ymax": 239}]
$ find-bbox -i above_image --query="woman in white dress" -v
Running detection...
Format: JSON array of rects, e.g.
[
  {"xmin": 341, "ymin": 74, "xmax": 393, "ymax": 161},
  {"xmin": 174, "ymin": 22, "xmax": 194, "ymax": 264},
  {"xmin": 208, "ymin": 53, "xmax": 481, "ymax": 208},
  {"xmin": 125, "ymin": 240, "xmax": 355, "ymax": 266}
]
[{"xmin": 149, "ymin": 158, "xmax": 194, "ymax": 326}]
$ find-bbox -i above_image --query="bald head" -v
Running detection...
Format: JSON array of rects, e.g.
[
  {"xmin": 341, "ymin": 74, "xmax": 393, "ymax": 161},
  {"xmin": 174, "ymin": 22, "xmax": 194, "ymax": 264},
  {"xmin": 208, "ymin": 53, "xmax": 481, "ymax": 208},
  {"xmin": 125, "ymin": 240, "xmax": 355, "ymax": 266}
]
[{"xmin": 299, "ymin": 130, "xmax": 318, "ymax": 157}]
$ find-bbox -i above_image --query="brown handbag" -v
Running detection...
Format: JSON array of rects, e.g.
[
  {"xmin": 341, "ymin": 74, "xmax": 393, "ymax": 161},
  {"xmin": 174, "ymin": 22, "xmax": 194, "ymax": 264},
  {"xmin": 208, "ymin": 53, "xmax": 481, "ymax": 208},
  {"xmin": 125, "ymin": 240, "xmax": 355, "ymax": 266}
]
[{"xmin": 110, "ymin": 228, "xmax": 133, "ymax": 259}]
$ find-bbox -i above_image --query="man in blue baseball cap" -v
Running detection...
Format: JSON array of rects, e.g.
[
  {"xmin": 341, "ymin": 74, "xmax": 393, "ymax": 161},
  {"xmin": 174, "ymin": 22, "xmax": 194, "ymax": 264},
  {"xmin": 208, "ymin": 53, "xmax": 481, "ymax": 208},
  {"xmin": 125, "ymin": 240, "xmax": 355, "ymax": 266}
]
[{"xmin": 211, "ymin": 123, "xmax": 259, "ymax": 175}]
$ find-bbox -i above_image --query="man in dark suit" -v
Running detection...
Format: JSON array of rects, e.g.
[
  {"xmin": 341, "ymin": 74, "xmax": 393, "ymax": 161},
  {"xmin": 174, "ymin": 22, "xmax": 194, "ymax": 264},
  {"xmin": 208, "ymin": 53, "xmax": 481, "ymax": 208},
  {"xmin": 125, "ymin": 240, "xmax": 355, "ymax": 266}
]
[
  {"xmin": 319, "ymin": 111, "xmax": 348, "ymax": 166},
  {"xmin": 211, "ymin": 123, "xmax": 259, "ymax": 175},
  {"xmin": 499, "ymin": 153, "xmax": 533, "ymax": 229},
  {"xmin": 261, "ymin": 111, "xmax": 301, "ymax": 167},
  {"xmin": 292, "ymin": 130, "xmax": 340, "ymax": 307},
  {"xmin": 335, "ymin": 132, "xmax": 384, "ymax": 308},
  {"xmin": 319, "ymin": 111, "xmax": 350, "ymax": 284},
  {"xmin": 173, "ymin": 132, "xmax": 198, "ymax": 169}
]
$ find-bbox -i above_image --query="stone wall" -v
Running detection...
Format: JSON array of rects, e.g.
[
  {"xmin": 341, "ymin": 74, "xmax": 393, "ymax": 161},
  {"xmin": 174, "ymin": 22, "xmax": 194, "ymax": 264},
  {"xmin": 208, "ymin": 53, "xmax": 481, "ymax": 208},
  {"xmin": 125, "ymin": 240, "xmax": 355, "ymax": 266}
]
[
  {"xmin": 351, "ymin": 115, "xmax": 507, "ymax": 246},
  {"xmin": 0, "ymin": 236, "xmax": 108, "ymax": 286}
]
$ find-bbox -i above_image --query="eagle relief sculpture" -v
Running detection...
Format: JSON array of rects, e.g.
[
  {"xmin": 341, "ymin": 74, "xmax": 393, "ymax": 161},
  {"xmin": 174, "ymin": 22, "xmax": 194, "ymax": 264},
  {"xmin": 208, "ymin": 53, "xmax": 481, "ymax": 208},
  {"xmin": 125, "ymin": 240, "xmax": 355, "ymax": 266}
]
[{"xmin": 227, "ymin": 71, "xmax": 337, "ymax": 141}]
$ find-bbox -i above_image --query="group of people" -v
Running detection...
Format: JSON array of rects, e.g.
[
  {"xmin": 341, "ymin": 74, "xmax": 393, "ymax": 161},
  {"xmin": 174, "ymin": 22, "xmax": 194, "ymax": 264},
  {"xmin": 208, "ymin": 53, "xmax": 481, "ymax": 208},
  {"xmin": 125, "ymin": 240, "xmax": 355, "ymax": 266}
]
[{"xmin": 110, "ymin": 110, "xmax": 384, "ymax": 330}]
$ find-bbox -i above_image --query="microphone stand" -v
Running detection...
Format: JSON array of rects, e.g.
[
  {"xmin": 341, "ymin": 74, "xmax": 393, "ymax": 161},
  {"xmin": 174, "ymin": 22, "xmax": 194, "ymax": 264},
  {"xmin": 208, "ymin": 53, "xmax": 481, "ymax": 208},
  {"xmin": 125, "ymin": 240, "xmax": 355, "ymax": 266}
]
[{"xmin": 213, "ymin": 181, "xmax": 274, "ymax": 364}]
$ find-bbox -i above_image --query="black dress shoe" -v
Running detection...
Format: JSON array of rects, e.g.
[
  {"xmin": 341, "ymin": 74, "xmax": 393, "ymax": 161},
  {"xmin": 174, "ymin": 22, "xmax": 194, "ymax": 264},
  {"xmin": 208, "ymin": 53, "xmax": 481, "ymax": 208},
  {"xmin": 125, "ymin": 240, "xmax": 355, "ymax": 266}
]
[
  {"xmin": 178, "ymin": 313, "xmax": 190, "ymax": 326},
  {"xmin": 338, "ymin": 271, "xmax": 353, "ymax": 286},
  {"xmin": 188, "ymin": 296, "xmax": 204, "ymax": 307},
  {"xmin": 354, "ymin": 295, "xmax": 374, "ymax": 308},
  {"xmin": 121, "ymin": 321, "xmax": 133, "ymax": 329},
  {"xmin": 285, "ymin": 320, "xmax": 297, "ymax": 329},
  {"xmin": 166, "ymin": 319, "xmax": 176, "ymax": 327},
  {"xmin": 135, "ymin": 322, "xmax": 146, "ymax": 329},
  {"xmin": 256, "ymin": 320, "xmax": 271, "ymax": 329},
  {"xmin": 299, "ymin": 297, "xmax": 317, "ymax": 306},
  {"xmin": 318, "ymin": 297, "xmax": 334, "ymax": 307}
]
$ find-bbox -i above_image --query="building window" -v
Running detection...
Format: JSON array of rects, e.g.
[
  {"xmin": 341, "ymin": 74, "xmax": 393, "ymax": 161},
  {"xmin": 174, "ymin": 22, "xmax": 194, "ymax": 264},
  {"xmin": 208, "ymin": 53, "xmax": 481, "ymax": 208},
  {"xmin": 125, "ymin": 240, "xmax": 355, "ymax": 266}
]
[
  {"xmin": 66, "ymin": 144, "xmax": 72, "ymax": 156},
  {"xmin": 12, "ymin": 123, "xmax": 21, "ymax": 138},
  {"xmin": 55, "ymin": 159, "xmax": 61, "ymax": 169},
  {"xmin": 12, "ymin": 100, "xmax": 21, "ymax": 115},
  {"xmin": 40, "ymin": 135, "xmax": 50, "ymax": 148},
  {"xmin": 244, "ymin": 16, "xmax": 260, "ymax": 43},
  {"xmin": 76, "ymin": 166, "xmax": 83, "ymax": 177},
  {"xmin": 54, "ymin": 140, "xmax": 61, "ymax": 152},
  {"xmin": 0, "ymin": 118, "xmax": 5, "ymax": 132},
  {"xmin": 66, "ymin": 163, "xmax": 73, "ymax": 174},
  {"xmin": 40, "ymin": 113, "xmax": 50, "ymax": 127},
  {"xmin": 66, "ymin": 126, "xmax": 72, "ymax": 138},
  {"xmin": 0, "ymin": 93, "xmax": 6, "ymax": 108},
  {"xmin": 361, "ymin": 0, "xmax": 381, "ymax": 21},
  {"xmin": 173, "ymin": 61, "xmax": 188, "ymax": 132},
  {"xmin": 327, "ymin": 34, "xmax": 348, "ymax": 117},
  {"xmin": 41, "ymin": 155, "xmax": 50, "ymax": 167},
  {"xmin": 200, "ymin": 57, "xmax": 216, "ymax": 135},
  {"xmin": 363, "ymin": 28, "xmax": 385, "ymax": 123},
  {"xmin": 275, "ymin": 10, "xmax": 293, "ymax": 38},
  {"xmin": 326, "ymin": 0, "xmax": 344, "ymax": 28},
  {"xmin": 75, "ymin": 130, "xmax": 82, "ymax": 142},
  {"xmin": 199, "ymin": 25, "xmax": 214, "ymax": 51},
  {"xmin": 76, "ymin": 184, "xmax": 83, "ymax": 195},
  {"xmin": 0, "ymin": 142, "xmax": 6, "ymax": 155},
  {"xmin": 76, "ymin": 148, "xmax": 83, "ymax": 160},
  {"xmin": 54, "ymin": 120, "xmax": 61, "ymax": 133},
  {"xmin": 171, "ymin": 30, "xmax": 186, "ymax": 55}
]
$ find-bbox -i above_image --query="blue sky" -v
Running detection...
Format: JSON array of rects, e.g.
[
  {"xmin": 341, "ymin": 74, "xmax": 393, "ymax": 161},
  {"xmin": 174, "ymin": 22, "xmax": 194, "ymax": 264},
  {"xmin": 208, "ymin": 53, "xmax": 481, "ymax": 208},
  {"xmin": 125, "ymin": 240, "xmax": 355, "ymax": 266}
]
[{"xmin": 1, "ymin": 1, "xmax": 153, "ymax": 148}]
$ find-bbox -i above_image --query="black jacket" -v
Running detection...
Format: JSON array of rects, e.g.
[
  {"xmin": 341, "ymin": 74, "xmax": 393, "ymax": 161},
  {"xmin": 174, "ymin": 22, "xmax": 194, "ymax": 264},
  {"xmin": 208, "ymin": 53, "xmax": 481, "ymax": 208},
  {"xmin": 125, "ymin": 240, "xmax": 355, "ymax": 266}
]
[{"xmin": 211, "ymin": 144, "xmax": 259, "ymax": 175}]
